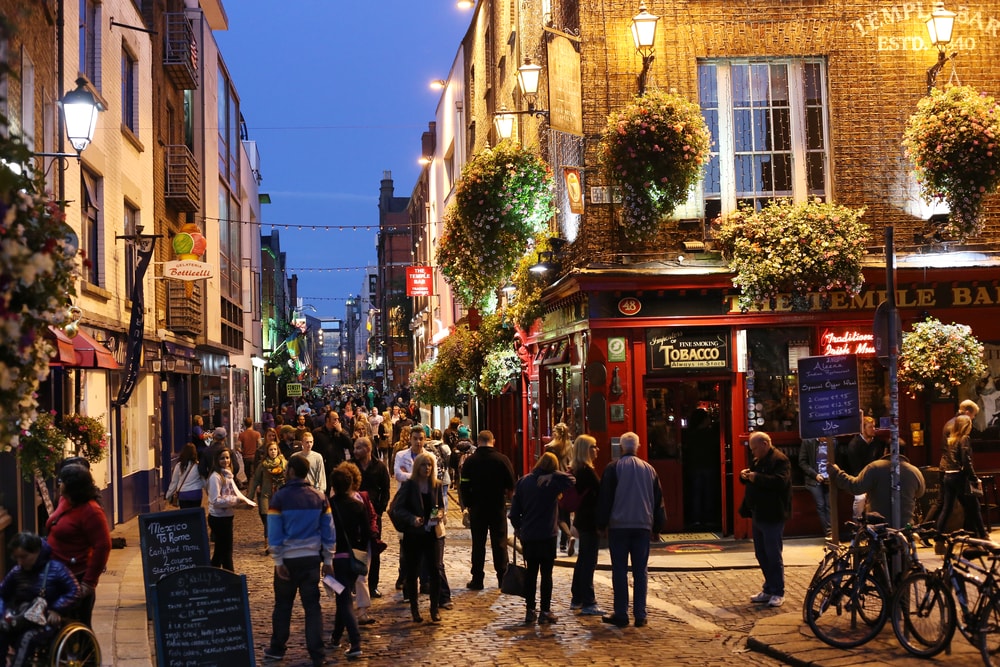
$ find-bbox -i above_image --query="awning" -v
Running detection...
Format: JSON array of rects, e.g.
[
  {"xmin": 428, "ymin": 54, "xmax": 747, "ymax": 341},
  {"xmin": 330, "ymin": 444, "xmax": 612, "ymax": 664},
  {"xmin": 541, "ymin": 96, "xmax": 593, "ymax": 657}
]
[
  {"xmin": 47, "ymin": 326, "xmax": 78, "ymax": 365},
  {"xmin": 73, "ymin": 330, "xmax": 120, "ymax": 369}
]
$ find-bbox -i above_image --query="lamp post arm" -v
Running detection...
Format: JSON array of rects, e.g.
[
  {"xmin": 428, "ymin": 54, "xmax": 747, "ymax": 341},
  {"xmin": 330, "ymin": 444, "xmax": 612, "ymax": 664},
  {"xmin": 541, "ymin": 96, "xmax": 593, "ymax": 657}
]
[
  {"xmin": 638, "ymin": 54, "xmax": 655, "ymax": 96},
  {"xmin": 926, "ymin": 50, "xmax": 956, "ymax": 96}
]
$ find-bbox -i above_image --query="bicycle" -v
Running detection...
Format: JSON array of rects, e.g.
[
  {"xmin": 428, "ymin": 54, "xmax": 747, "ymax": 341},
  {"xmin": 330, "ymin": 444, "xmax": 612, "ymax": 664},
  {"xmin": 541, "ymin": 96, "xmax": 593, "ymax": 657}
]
[
  {"xmin": 804, "ymin": 519, "xmax": 929, "ymax": 648},
  {"xmin": 890, "ymin": 530, "xmax": 1000, "ymax": 664}
]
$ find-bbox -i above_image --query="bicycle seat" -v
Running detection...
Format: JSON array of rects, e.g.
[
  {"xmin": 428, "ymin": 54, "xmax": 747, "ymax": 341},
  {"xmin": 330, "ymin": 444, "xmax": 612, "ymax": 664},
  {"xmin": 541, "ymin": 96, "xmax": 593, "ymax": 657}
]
[{"xmin": 962, "ymin": 538, "xmax": 1000, "ymax": 560}]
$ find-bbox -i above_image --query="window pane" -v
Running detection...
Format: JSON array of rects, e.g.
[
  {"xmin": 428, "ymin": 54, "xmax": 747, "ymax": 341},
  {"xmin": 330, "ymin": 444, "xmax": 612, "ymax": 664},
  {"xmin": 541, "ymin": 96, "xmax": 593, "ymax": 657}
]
[
  {"xmin": 806, "ymin": 106, "xmax": 824, "ymax": 150},
  {"xmin": 698, "ymin": 64, "xmax": 718, "ymax": 106},
  {"xmin": 804, "ymin": 62, "xmax": 822, "ymax": 105},
  {"xmin": 753, "ymin": 109, "xmax": 770, "ymax": 151},
  {"xmin": 702, "ymin": 108, "xmax": 719, "ymax": 149},
  {"xmin": 771, "ymin": 153, "xmax": 792, "ymax": 193},
  {"xmin": 771, "ymin": 108, "xmax": 790, "ymax": 151},
  {"xmin": 704, "ymin": 154, "xmax": 720, "ymax": 196},
  {"xmin": 770, "ymin": 64, "xmax": 789, "ymax": 105},
  {"xmin": 733, "ymin": 109, "xmax": 752, "ymax": 152},
  {"xmin": 735, "ymin": 154, "xmax": 754, "ymax": 194},
  {"xmin": 807, "ymin": 152, "xmax": 826, "ymax": 194},
  {"xmin": 731, "ymin": 64, "xmax": 749, "ymax": 106},
  {"xmin": 750, "ymin": 64, "xmax": 770, "ymax": 107}
]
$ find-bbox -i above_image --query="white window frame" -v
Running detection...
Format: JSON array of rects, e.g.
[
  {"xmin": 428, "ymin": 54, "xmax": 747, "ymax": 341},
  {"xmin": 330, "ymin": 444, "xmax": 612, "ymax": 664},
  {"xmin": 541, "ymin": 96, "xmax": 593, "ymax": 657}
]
[{"xmin": 699, "ymin": 58, "xmax": 832, "ymax": 221}]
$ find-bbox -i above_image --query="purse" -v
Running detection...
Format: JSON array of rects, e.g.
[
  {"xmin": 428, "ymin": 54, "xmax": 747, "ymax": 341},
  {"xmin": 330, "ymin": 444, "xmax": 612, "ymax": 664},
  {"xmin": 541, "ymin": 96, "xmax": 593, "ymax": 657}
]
[
  {"xmin": 500, "ymin": 536, "xmax": 528, "ymax": 598},
  {"xmin": 23, "ymin": 562, "xmax": 50, "ymax": 625},
  {"xmin": 968, "ymin": 476, "xmax": 984, "ymax": 498},
  {"xmin": 169, "ymin": 462, "xmax": 195, "ymax": 506},
  {"xmin": 333, "ymin": 501, "xmax": 369, "ymax": 577}
]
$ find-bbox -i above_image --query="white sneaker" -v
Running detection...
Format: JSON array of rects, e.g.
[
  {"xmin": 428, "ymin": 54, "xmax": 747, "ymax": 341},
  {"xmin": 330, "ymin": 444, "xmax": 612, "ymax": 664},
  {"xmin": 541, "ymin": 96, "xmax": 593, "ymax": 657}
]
[
  {"xmin": 768, "ymin": 595, "xmax": 784, "ymax": 607},
  {"xmin": 750, "ymin": 591, "xmax": 770, "ymax": 603}
]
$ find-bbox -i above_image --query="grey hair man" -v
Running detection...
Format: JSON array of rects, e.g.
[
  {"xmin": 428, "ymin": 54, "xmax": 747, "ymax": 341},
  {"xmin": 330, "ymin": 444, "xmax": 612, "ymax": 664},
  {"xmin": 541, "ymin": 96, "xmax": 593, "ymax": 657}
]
[{"xmin": 595, "ymin": 432, "xmax": 667, "ymax": 628}]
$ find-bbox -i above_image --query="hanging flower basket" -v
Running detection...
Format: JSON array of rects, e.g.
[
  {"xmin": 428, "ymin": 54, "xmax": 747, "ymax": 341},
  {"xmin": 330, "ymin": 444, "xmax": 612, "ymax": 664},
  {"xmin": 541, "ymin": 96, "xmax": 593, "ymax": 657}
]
[
  {"xmin": 0, "ymin": 129, "xmax": 79, "ymax": 453},
  {"xmin": 15, "ymin": 411, "xmax": 68, "ymax": 481},
  {"xmin": 898, "ymin": 318, "xmax": 986, "ymax": 398},
  {"xmin": 902, "ymin": 85, "xmax": 1000, "ymax": 240},
  {"xmin": 437, "ymin": 141, "xmax": 554, "ymax": 308},
  {"xmin": 715, "ymin": 199, "xmax": 869, "ymax": 312},
  {"xmin": 599, "ymin": 89, "xmax": 711, "ymax": 243},
  {"xmin": 60, "ymin": 413, "xmax": 109, "ymax": 464},
  {"xmin": 480, "ymin": 345, "xmax": 522, "ymax": 396}
]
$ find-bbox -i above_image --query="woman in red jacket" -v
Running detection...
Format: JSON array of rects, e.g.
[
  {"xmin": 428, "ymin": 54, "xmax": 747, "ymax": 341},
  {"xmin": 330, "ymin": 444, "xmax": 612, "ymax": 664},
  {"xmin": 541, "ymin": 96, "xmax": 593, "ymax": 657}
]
[{"xmin": 44, "ymin": 463, "xmax": 111, "ymax": 626}]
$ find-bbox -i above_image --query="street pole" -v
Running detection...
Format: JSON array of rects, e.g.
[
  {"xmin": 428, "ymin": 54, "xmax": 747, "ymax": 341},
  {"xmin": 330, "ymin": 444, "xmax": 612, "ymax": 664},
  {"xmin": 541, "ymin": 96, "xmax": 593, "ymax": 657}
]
[{"xmin": 887, "ymin": 226, "xmax": 902, "ymax": 530}]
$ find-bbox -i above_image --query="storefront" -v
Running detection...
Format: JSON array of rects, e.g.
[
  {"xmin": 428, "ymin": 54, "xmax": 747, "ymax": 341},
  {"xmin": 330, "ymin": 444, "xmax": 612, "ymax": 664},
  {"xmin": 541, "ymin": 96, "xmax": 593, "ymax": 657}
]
[{"xmin": 524, "ymin": 263, "xmax": 1000, "ymax": 538}]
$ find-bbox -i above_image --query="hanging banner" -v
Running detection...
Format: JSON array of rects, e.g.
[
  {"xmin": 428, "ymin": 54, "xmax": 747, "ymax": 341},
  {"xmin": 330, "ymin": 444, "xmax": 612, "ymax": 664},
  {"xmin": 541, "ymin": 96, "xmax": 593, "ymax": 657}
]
[
  {"xmin": 564, "ymin": 167, "xmax": 584, "ymax": 214},
  {"xmin": 406, "ymin": 266, "xmax": 434, "ymax": 297},
  {"xmin": 113, "ymin": 240, "xmax": 156, "ymax": 408}
]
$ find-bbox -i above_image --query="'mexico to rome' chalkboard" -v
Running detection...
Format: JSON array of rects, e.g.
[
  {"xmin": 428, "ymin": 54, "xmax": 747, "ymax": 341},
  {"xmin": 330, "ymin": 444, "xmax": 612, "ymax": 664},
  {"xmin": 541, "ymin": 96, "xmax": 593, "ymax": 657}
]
[
  {"xmin": 152, "ymin": 566, "xmax": 256, "ymax": 667},
  {"xmin": 139, "ymin": 508, "xmax": 210, "ymax": 617},
  {"xmin": 798, "ymin": 354, "xmax": 862, "ymax": 439}
]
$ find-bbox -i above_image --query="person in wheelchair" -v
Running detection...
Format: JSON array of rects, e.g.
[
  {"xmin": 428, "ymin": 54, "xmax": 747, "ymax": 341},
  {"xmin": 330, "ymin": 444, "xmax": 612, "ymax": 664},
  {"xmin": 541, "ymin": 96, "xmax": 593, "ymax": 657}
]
[{"xmin": 0, "ymin": 532, "xmax": 80, "ymax": 666}]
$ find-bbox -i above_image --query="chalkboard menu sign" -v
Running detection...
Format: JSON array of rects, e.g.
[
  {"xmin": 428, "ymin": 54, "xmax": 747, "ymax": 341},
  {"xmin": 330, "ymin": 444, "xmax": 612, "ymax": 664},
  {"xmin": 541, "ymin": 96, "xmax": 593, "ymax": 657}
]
[
  {"xmin": 152, "ymin": 566, "xmax": 256, "ymax": 667},
  {"xmin": 798, "ymin": 354, "xmax": 862, "ymax": 439},
  {"xmin": 139, "ymin": 508, "xmax": 210, "ymax": 616}
]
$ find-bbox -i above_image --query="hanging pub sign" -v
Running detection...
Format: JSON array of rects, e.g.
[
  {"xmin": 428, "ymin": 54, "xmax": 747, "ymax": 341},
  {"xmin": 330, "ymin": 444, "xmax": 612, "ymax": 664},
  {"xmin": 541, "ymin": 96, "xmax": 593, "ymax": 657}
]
[
  {"xmin": 646, "ymin": 328, "xmax": 731, "ymax": 373},
  {"xmin": 406, "ymin": 266, "xmax": 433, "ymax": 297},
  {"xmin": 797, "ymin": 354, "xmax": 861, "ymax": 439},
  {"xmin": 819, "ymin": 327, "xmax": 876, "ymax": 356}
]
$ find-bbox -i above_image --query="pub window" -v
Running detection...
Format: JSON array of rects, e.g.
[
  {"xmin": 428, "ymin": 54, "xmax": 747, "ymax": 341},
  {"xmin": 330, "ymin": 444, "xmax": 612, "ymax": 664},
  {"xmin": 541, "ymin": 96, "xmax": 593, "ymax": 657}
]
[
  {"xmin": 698, "ymin": 58, "xmax": 830, "ymax": 223},
  {"xmin": 746, "ymin": 327, "xmax": 811, "ymax": 433}
]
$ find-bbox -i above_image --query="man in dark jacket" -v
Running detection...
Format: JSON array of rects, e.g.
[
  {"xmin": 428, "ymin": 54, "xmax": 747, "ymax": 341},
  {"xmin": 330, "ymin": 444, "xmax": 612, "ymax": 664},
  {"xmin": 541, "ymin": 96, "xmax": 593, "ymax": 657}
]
[
  {"xmin": 739, "ymin": 432, "xmax": 792, "ymax": 608},
  {"xmin": 312, "ymin": 410, "xmax": 352, "ymax": 489},
  {"xmin": 198, "ymin": 427, "xmax": 241, "ymax": 479},
  {"xmin": 459, "ymin": 430, "xmax": 515, "ymax": 590},
  {"xmin": 355, "ymin": 436, "xmax": 390, "ymax": 599}
]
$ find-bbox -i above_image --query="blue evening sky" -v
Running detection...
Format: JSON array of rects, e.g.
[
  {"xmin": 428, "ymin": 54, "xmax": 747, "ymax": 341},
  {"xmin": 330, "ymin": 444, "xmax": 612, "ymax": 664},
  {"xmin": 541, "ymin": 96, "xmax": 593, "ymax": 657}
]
[{"xmin": 215, "ymin": 1, "xmax": 471, "ymax": 320}]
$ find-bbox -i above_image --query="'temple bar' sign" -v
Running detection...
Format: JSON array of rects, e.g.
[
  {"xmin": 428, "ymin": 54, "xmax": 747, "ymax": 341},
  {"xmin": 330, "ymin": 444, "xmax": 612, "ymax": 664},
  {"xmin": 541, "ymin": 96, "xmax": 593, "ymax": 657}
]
[{"xmin": 406, "ymin": 266, "xmax": 433, "ymax": 297}]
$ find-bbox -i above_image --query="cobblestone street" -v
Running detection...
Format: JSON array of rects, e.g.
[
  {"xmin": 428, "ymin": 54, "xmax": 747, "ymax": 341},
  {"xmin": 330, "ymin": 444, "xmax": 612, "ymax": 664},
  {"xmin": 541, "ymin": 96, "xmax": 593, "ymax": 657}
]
[{"xmin": 226, "ymin": 490, "xmax": 803, "ymax": 666}]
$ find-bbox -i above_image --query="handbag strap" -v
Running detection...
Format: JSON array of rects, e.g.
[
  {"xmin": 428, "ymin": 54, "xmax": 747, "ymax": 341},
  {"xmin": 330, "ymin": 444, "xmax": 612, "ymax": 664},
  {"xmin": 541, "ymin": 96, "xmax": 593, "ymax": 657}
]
[
  {"xmin": 510, "ymin": 535, "xmax": 519, "ymax": 566},
  {"xmin": 177, "ymin": 461, "xmax": 195, "ymax": 490},
  {"xmin": 332, "ymin": 499, "xmax": 355, "ymax": 553}
]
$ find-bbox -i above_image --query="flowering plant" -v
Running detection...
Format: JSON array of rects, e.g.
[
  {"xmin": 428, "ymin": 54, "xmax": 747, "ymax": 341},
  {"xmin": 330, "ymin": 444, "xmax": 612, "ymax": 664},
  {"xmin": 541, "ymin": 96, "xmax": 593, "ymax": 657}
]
[
  {"xmin": 902, "ymin": 85, "xmax": 1000, "ymax": 240},
  {"xmin": 480, "ymin": 345, "xmax": 521, "ymax": 396},
  {"xmin": 60, "ymin": 413, "xmax": 109, "ymax": 464},
  {"xmin": 599, "ymin": 89, "xmax": 711, "ymax": 242},
  {"xmin": 437, "ymin": 141, "xmax": 554, "ymax": 307},
  {"xmin": 899, "ymin": 318, "xmax": 986, "ymax": 397},
  {"xmin": 714, "ymin": 199, "xmax": 869, "ymax": 312},
  {"xmin": 15, "ymin": 411, "xmax": 68, "ymax": 481},
  {"xmin": 0, "ymin": 114, "xmax": 79, "ymax": 453}
]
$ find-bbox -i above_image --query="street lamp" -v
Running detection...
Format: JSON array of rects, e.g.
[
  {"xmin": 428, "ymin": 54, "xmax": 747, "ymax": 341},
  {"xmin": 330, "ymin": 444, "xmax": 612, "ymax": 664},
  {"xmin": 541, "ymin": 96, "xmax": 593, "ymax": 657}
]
[
  {"xmin": 925, "ymin": 1, "xmax": 957, "ymax": 94},
  {"xmin": 493, "ymin": 58, "xmax": 550, "ymax": 141},
  {"xmin": 33, "ymin": 78, "xmax": 103, "ymax": 161},
  {"xmin": 631, "ymin": 2, "xmax": 660, "ymax": 95}
]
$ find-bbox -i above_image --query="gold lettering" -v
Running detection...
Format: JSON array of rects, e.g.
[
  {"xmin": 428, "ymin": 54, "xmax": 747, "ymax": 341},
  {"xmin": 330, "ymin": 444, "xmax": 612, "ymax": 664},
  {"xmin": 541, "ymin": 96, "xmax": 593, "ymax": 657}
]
[
  {"xmin": 829, "ymin": 292, "xmax": 848, "ymax": 309},
  {"xmin": 973, "ymin": 286, "xmax": 995, "ymax": 305},
  {"xmin": 775, "ymin": 294, "xmax": 792, "ymax": 311},
  {"xmin": 848, "ymin": 292, "xmax": 875, "ymax": 309},
  {"xmin": 917, "ymin": 289, "xmax": 935, "ymax": 307},
  {"xmin": 953, "ymin": 287, "xmax": 972, "ymax": 306},
  {"xmin": 897, "ymin": 288, "xmax": 917, "ymax": 307}
]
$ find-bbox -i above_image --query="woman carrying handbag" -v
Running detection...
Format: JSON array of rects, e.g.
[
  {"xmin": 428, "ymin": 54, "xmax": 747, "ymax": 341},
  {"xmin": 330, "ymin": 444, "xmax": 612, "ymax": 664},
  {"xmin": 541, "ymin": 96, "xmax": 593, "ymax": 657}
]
[{"xmin": 166, "ymin": 443, "xmax": 203, "ymax": 509}]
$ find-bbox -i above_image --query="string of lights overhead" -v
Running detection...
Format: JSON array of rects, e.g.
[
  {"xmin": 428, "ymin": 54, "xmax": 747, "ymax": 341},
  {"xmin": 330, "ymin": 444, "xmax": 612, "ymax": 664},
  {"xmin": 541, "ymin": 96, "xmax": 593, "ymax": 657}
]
[
  {"xmin": 286, "ymin": 266, "xmax": 374, "ymax": 272},
  {"xmin": 203, "ymin": 215, "xmax": 435, "ymax": 232}
]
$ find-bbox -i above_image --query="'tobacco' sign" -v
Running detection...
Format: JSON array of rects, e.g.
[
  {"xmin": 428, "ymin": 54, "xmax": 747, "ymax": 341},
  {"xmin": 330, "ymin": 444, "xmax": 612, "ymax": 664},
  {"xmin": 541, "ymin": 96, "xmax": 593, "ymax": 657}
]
[{"xmin": 406, "ymin": 266, "xmax": 433, "ymax": 296}]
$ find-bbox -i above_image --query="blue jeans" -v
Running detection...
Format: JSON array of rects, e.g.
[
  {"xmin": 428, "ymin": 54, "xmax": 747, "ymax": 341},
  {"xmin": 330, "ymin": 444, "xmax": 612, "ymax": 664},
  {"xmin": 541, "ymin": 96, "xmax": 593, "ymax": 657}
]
[
  {"xmin": 608, "ymin": 528, "xmax": 651, "ymax": 620},
  {"xmin": 752, "ymin": 518, "xmax": 785, "ymax": 596},
  {"xmin": 270, "ymin": 556, "xmax": 324, "ymax": 664},
  {"xmin": 570, "ymin": 529, "xmax": 599, "ymax": 607},
  {"xmin": 806, "ymin": 482, "xmax": 831, "ymax": 534},
  {"xmin": 522, "ymin": 536, "xmax": 557, "ymax": 613}
]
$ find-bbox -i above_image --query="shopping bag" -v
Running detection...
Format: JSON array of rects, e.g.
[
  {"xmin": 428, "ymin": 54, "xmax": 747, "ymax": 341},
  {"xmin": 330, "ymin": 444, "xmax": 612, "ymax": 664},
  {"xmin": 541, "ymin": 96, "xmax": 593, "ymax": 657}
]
[{"xmin": 500, "ymin": 536, "xmax": 528, "ymax": 597}]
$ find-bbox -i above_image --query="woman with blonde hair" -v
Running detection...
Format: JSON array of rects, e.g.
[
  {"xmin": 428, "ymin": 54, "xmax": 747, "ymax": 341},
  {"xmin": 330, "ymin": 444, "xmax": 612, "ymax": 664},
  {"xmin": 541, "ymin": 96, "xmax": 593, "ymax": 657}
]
[
  {"xmin": 545, "ymin": 423, "xmax": 574, "ymax": 554},
  {"xmin": 509, "ymin": 451, "xmax": 575, "ymax": 625},
  {"xmin": 569, "ymin": 435, "xmax": 604, "ymax": 615},
  {"xmin": 936, "ymin": 414, "xmax": 987, "ymax": 538},
  {"xmin": 388, "ymin": 452, "xmax": 445, "ymax": 623}
]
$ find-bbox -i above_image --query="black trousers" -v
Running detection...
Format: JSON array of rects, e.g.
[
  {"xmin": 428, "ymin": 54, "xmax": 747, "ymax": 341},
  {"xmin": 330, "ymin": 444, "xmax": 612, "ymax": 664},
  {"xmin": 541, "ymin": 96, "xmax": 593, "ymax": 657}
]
[{"xmin": 469, "ymin": 504, "xmax": 509, "ymax": 585}]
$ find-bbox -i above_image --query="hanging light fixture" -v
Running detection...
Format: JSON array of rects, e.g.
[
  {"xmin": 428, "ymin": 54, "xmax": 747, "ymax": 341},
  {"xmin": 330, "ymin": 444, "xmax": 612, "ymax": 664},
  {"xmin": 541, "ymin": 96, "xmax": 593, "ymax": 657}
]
[
  {"xmin": 925, "ymin": 1, "xmax": 957, "ymax": 94},
  {"xmin": 61, "ymin": 78, "xmax": 103, "ymax": 153},
  {"xmin": 631, "ymin": 2, "xmax": 660, "ymax": 95}
]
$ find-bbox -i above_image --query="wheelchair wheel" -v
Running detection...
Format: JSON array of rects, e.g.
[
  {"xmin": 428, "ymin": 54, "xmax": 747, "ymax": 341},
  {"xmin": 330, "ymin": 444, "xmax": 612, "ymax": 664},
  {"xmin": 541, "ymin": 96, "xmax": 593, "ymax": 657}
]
[{"xmin": 49, "ymin": 622, "xmax": 101, "ymax": 667}]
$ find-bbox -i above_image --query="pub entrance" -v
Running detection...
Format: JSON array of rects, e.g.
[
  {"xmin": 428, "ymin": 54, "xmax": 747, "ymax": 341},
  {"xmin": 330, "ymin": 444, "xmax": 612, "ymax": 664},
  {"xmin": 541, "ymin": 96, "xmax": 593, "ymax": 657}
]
[{"xmin": 644, "ymin": 379, "xmax": 733, "ymax": 534}]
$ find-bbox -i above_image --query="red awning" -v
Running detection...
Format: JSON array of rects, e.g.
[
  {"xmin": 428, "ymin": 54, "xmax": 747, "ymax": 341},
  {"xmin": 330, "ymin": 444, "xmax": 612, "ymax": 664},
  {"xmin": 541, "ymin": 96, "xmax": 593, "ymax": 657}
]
[
  {"xmin": 73, "ymin": 330, "xmax": 120, "ymax": 370},
  {"xmin": 47, "ymin": 326, "xmax": 78, "ymax": 365}
]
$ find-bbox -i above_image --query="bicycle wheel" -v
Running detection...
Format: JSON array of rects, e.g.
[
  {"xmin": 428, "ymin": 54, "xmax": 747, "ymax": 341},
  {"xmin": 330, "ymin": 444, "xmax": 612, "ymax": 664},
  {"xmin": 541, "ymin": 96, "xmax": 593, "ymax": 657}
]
[
  {"xmin": 977, "ymin": 594, "xmax": 1000, "ymax": 667},
  {"xmin": 803, "ymin": 546, "xmax": 848, "ymax": 621},
  {"xmin": 805, "ymin": 569, "xmax": 888, "ymax": 648},
  {"xmin": 890, "ymin": 572, "xmax": 955, "ymax": 657},
  {"xmin": 49, "ymin": 622, "xmax": 101, "ymax": 667}
]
